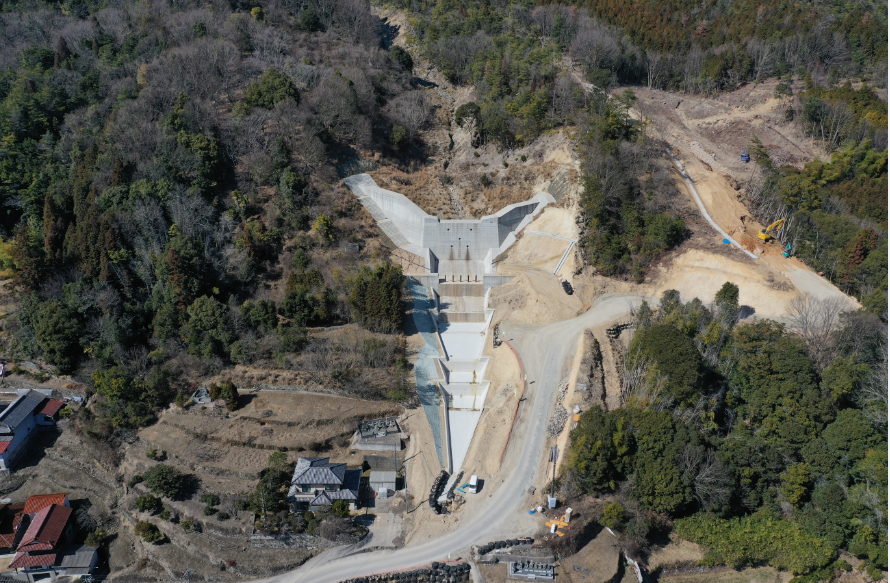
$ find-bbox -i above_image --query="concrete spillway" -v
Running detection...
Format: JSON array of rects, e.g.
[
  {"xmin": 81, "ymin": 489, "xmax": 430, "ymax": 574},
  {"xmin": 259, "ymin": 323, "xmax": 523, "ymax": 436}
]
[{"xmin": 345, "ymin": 174, "xmax": 554, "ymax": 472}]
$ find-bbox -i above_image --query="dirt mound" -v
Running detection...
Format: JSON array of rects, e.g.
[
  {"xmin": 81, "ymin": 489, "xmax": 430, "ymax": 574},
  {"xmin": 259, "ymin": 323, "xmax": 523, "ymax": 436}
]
[
  {"xmin": 489, "ymin": 271, "xmax": 582, "ymax": 325},
  {"xmin": 644, "ymin": 248, "xmax": 800, "ymax": 319}
]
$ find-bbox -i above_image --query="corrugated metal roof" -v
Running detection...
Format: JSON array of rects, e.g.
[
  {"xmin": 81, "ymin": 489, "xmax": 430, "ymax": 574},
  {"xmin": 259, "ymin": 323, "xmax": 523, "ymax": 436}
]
[
  {"xmin": 38, "ymin": 400, "xmax": 64, "ymax": 417},
  {"xmin": 18, "ymin": 504, "xmax": 71, "ymax": 551},
  {"xmin": 291, "ymin": 457, "xmax": 346, "ymax": 486},
  {"xmin": 23, "ymin": 494, "xmax": 69, "ymax": 516},
  {"xmin": 369, "ymin": 470, "xmax": 397, "ymax": 483},
  {"xmin": 0, "ymin": 391, "xmax": 44, "ymax": 433},
  {"xmin": 56, "ymin": 544, "xmax": 98, "ymax": 569}
]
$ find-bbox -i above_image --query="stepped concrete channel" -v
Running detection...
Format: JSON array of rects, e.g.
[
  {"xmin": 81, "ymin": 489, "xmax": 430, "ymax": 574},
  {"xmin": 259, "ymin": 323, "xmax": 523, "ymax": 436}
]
[{"xmin": 345, "ymin": 174, "xmax": 554, "ymax": 473}]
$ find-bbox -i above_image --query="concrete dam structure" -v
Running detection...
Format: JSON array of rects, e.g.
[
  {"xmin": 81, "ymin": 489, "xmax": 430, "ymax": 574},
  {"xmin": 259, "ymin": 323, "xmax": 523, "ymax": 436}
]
[{"xmin": 345, "ymin": 174, "xmax": 554, "ymax": 472}]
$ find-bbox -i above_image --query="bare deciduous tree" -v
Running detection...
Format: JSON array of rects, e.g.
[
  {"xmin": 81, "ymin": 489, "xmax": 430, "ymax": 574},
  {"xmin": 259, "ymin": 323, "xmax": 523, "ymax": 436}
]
[
  {"xmin": 390, "ymin": 90, "xmax": 432, "ymax": 140},
  {"xmin": 788, "ymin": 295, "xmax": 851, "ymax": 369}
]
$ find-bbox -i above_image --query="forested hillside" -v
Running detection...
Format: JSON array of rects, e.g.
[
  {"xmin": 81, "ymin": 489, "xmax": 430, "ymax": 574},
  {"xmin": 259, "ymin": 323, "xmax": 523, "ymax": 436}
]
[
  {"xmin": 0, "ymin": 0, "xmax": 414, "ymax": 439},
  {"xmin": 568, "ymin": 286, "xmax": 888, "ymax": 580}
]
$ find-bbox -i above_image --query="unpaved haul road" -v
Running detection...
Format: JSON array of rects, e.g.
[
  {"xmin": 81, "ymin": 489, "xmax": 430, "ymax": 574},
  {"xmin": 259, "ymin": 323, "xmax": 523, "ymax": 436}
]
[{"xmin": 253, "ymin": 294, "xmax": 650, "ymax": 583}]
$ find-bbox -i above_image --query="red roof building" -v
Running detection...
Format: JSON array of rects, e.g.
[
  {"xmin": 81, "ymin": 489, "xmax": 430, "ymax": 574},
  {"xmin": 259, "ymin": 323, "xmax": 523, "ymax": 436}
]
[
  {"xmin": 8, "ymin": 551, "xmax": 57, "ymax": 569},
  {"xmin": 17, "ymin": 505, "xmax": 72, "ymax": 553},
  {"xmin": 23, "ymin": 493, "xmax": 69, "ymax": 516},
  {"xmin": 38, "ymin": 400, "xmax": 64, "ymax": 418}
]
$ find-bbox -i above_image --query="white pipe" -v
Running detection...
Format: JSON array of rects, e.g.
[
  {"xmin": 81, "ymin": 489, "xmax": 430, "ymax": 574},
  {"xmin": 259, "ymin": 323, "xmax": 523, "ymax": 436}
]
[{"xmin": 666, "ymin": 150, "xmax": 758, "ymax": 260}]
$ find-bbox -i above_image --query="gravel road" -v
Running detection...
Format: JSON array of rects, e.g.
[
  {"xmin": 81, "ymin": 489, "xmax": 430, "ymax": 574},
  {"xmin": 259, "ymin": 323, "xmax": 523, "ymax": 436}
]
[{"xmin": 253, "ymin": 293, "xmax": 651, "ymax": 583}]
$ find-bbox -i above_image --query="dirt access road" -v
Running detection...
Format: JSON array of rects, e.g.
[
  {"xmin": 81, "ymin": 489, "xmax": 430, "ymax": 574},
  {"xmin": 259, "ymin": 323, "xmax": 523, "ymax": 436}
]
[
  {"xmin": 252, "ymin": 294, "xmax": 649, "ymax": 583},
  {"xmin": 631, "ymin": 84, "xmax": 859, "ymax": 309}
]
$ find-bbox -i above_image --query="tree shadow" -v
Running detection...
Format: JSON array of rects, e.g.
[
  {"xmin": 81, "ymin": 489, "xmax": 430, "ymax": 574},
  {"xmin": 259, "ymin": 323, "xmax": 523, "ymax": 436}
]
[{"xmin": 738, "ymin": 305, "xmax": 756, "ymax": 319}]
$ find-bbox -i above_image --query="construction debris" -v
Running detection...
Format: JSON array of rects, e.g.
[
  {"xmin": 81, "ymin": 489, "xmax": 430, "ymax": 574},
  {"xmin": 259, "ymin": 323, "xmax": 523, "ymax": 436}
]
[{"xmin": 546, "ymin": 407, "xmax": 568, "ymax": 437}]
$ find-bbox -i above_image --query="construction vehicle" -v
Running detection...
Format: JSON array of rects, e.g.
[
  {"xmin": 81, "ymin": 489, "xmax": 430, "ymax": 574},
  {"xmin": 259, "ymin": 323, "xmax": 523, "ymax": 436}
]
[
  {"xmin": 758, "ymin": 217, "xmax": 785, "ymax": 241},
  {"xmin": 783, "ymin": 243, "xmax": 792, "ymax": 258},
  {"xmin": 741, "ymin": 147, "xmax": 750, "ymax": 163}
]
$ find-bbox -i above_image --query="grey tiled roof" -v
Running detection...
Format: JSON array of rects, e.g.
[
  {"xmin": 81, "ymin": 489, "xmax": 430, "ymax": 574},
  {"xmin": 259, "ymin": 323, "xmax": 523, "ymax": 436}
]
[
  {"xmin": 291, "ymin": 457, "xmax": 346, "ymax": 486},
  {"xmin": 363, "ymin": 455, "xmax": 398, "ymax": 470},
  {"xmin": 0, "ymin": 391, "xmax": 44, "ymax": 433}
]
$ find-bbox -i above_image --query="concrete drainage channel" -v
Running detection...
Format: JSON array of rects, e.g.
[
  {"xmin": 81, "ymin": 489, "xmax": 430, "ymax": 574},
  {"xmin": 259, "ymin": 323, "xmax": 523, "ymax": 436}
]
[{"xmin": 345, "ymin": 173, "xmax": 556, "ymax": 476}]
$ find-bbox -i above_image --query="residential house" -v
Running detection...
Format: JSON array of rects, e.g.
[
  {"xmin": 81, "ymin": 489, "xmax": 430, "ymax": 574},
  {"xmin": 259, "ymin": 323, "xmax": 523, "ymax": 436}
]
[
  {"xmin": 287, "ymin": 457, "xmax": 361, "ymax": 513},
  {"xmin": 8, "ymin": 504, "xmax": 77, "ymax": 581},
  {"xmin": 0, "ymin": 391, "xmax": 46, "ymax": 473},
  {"xmin": 0, "ymin": 493, "xmax": 70, "ymax": 554}
]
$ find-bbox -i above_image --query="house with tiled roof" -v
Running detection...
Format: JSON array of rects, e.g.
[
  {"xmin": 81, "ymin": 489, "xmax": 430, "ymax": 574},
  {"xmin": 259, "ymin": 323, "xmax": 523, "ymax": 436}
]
[
  {"xmin": 16, "ymin": 504, "xmax": 73, "ymax": 553},
  {"xmin": 6, "ymin": 503, "xmax": 92, "ymax": 583},
  {"xmin": 287, "ymin": 457, "xmax": 361, "ymax": 512},
  {"xmin": 22, "ymin": 493, "xmax": 70, "ymax": 517}
]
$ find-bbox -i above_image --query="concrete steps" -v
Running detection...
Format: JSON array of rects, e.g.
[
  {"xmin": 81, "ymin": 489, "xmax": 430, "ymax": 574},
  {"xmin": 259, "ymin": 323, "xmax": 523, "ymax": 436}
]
[
  {"xmin": 438, "ymin": 312, "xmax": 486, "ymax": 323},
  {"xmin": 439, "ymin": 282, "xmax": 485, "ymax": 296}
]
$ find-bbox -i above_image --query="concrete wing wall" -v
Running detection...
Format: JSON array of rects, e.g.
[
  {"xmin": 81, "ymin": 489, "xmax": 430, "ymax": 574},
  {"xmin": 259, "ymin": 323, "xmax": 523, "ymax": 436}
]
[{"xmin": 343, "ymin": 174, "xmax": 431, "ymax": 247}]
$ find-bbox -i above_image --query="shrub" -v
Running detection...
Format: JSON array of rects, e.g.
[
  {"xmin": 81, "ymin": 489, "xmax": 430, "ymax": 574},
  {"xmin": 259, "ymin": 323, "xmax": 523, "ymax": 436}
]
[
  {"xmin": 58, "ymin": 406, "xmax": 73, "ymax": 418},
  {"xmin": 245, "ymin": 68, "xmax": 299, "ymax": 109},
  {"xmin": 127, "ymin": 474, "xmax": 144, "ymax": 488},
  {"xmin": 134, "ymin": 521, "xmax": 164, "ymax": 543},
  {"xmin": 216, "ymin": 512, "xmax": 231, "ymax": 521},
  {"xmin": 674, "ymin": 510, "xmax": 835, "ymax": 575},
  {"xmin": 144, "ymin": 465, "xmax": 188, "ymax": 499},
  {"xmin": 181, "ymin": 520, "xmax": 193, "ymax": 532},
  {"xmin": 331, "ymin": 500, "xmax": 350, "ymax": 518},
  {"xmin": 203, "ymin": 506, "xmax": 217, "ymax": 516},
  {"xmin": 601, "ymin": 501, "xmax": 625, "ymax": 529},
  {"xmin": 84, "ymin": 529, "xmax": 108, "ymax": 546},
  {"xmin": 200, "ymin": 493, "xmax": 221, "ymax": 507},
  {"xmin": 159, "ymin": 509, "xmax": 172, "ymax": 521},
  {"xmin": 480, "ymin": 175, "xmax": 491, "ymax": 187},
  {"xmin": 135, "ymin": 494, "xmax": 163, "ymax": 514}
]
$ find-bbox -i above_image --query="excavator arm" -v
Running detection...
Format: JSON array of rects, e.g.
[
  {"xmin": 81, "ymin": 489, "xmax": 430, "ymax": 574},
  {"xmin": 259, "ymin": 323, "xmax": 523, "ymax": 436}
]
[{"xmin": 757, "ymin": 217, "xmax": 786, "ymax": 241}]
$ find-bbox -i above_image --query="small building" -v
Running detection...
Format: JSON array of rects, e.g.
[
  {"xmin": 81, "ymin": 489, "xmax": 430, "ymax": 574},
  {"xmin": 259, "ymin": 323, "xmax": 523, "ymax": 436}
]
[
  {"xmin": 35, "ymin": 399, "xmax": 65, "ymax": 427},
  {"xmin": 0, "ymin": 391, "xmax": 46, "ymax": 473},
  {"xmin": 287, "ymin": 457, "xmax": 361, "ymax": 513},
  {"xmin": 368, "ymin": 470, "xmax": 397, "ymax": 498},
  {"xmin": 353, "ymin": 416, "xmax": 403, "ymax": 452}
]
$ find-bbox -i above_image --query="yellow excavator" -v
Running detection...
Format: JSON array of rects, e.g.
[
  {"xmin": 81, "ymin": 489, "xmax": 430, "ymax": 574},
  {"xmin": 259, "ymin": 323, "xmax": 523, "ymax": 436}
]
[{"xmin": 758, "ymin": 218, "xmax": 786, "ymax": 241}]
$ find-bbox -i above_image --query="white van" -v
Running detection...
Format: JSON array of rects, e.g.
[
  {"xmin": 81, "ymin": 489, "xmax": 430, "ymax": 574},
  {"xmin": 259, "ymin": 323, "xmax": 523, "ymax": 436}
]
[{"xmin": 467, "ymin": 475, "xmax": 478, "ymax": 493}]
